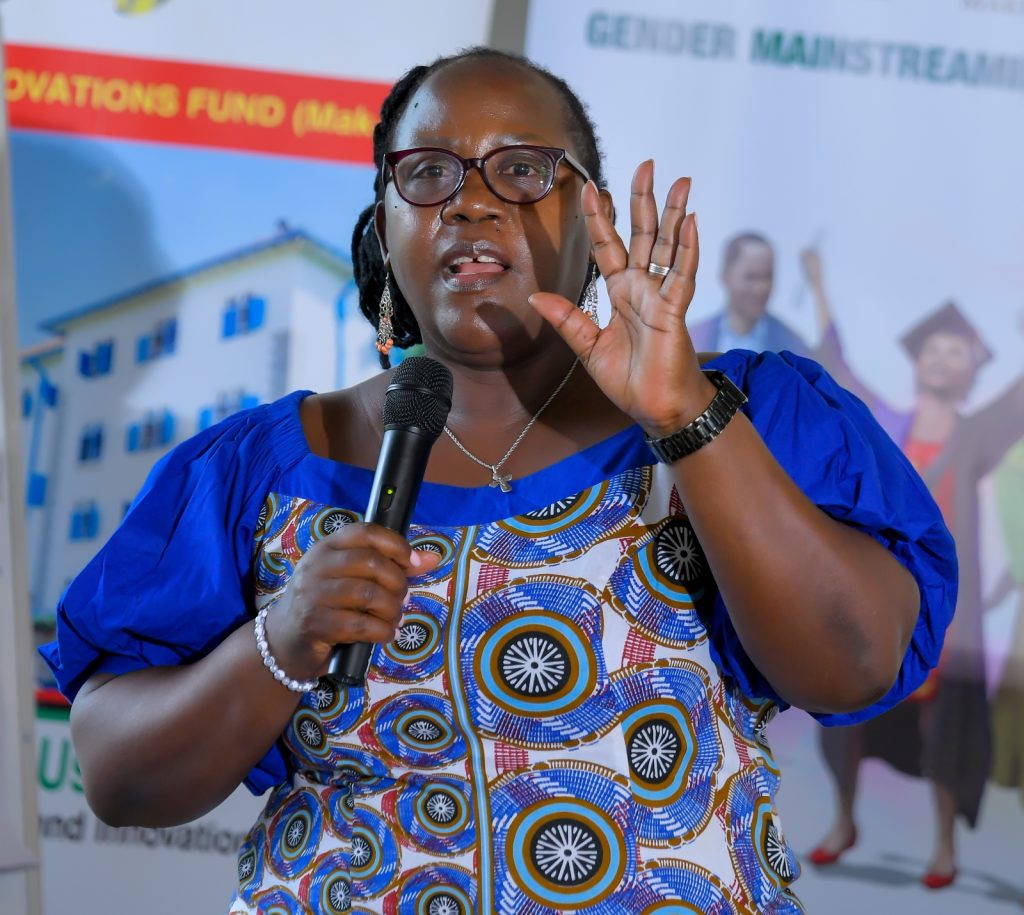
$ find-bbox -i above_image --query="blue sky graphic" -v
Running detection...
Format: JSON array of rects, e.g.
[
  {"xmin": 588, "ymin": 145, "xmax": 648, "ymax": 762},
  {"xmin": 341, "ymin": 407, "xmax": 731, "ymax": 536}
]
[{"xmin": 10, "ymin": 130, "xmax": 375, "ymax": 346}]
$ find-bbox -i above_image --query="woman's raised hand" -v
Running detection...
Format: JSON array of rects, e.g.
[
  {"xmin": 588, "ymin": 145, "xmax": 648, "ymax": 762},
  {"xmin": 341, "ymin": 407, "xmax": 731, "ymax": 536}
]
[
  {"xmin": 262, "ymin": 524, "xmax": 441, "ymax": 683},
  {"xmin": 529, "ymin": 160, "xmax": 711, "ymax": 437}
]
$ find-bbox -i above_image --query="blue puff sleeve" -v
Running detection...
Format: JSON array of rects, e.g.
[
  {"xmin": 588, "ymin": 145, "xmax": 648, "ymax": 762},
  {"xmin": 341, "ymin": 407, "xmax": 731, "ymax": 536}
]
[
  {"xmin": 704, "ymin": 349, "xmax": 958, "ymax": 726},
  {"xmin": 39, "ymin": 398, "xmax": 297, "ymax": 793}
]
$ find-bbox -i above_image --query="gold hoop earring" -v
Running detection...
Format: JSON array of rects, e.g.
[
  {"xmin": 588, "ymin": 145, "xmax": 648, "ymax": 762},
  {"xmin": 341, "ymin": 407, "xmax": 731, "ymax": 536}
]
[{"xmin": 376, "ymin": 274, "xmax": 395, "ymax": 355}]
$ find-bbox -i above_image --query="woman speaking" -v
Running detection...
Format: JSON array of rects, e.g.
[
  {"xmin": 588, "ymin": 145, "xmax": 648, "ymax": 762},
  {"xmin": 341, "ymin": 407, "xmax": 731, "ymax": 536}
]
[{"xmin": 44, "ymin": 48, "xmax": 955, "ymax": 913}]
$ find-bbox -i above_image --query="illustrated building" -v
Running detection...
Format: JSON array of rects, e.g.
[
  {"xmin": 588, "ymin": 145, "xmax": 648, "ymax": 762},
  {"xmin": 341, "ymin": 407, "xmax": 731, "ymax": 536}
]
[{"xmin": 20, "ymin": 228, "xmax": 376, "ymax": 661}]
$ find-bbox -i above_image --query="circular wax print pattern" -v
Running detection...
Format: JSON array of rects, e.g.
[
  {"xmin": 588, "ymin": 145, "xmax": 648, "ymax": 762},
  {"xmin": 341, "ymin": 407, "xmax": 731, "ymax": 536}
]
[
  {"xmin": 373, "ymin": 692, "xmax": 466, "ymax": 768},
  {"xmin": 752, "ymin": 704, "xmax": 779, "ymax": 750},
  {"xmin": 256, "ymin": 547, "xmax": 295, "ymax": 592},
  {"xmin": 392, "ymin": 864, "xmax": 476, "ymax": 915},
  {"xmin": 722, "ymin": 765, "xmax": 799, "ymax": 908},
  {"xmin": 262, "ymin": 781, "xmax": 296, "ymax": 821},
  {"xmin": 282, "ymin": 687, "xmax": 368, "ymax": 771},
  {"xmin": 491, "ymin": 763, "xmax": 636, "ymax": 910},
  {"xmin": 252, "ymin": 886, "xmax": 306, "ymax": 915},
  {"xmin": 408, "ymin": 527, "xmax": 463, "ymax": 581},
  {"xmin": 473, "ymin": 467, "xmax": 649, "ymax": 568},
  {"xmin": 714, "ymin": 683, "xmax": 778, "ymax": 754},
  {"xmin": 235, "ymin": 826, "xmax": 266, "ymax": 906},
  {"xmin": 631, "ymin": 860, "xmax": 740, "ymax": 913},
  {"xmin": 306, "ymin": 678, "xmax": 366, "ymax": 731},
  {"xmin": 462, "ymin": 577, "xmax": 617, "ymax": 747},
  {"xmin": 254, "ymin": 491, "xmax": 283, "ymax": 541},
  {"xmin": 390, "ymin": 776, "xmax": 475, "ymax": 855},
  {"xmin": 377, "ymin": 593, "xmax": 447, "ymax": 681},
  {"xmin": 298, "ymin": 849, "xmax": 351, "ymax": 915},
  {"xmin": 605, "ymin": 518, "xmax": 716, "ymax": 648},
  {"xmin": 612, "ymin": 662, "xmax": 721, "ymax": 844},
  {"xmin": 349, "ymin": 808, "xmax": 400, "ymax": 898},
  {"xmin": 311, "ymin": 749, "xmax": 390, "ymax": 796},
  {"xmin": 323, "ymin": 784, "xmax": 356, "ymax": 834},
  {"xmin": 290, "ymin": 710, "xmax": 330, "ymax": 759},
  {"xmin": 268, "ymin": 789, "xmax": 325, "ymax": 878},
  {"xmin": 294, "ymin": 505, "xmax": 361, "ymax": 553}
]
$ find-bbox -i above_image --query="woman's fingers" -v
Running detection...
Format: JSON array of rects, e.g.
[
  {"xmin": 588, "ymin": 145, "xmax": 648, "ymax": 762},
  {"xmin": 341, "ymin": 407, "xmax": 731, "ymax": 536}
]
[
  {"xmin": 262, "ymin": 524, "xmax": 446, "ymax": 679},
  {"xmin": 328, "ymin": 609, "xmax": 403, "ymax": 645},
  {"xmin": 626, "ymin": 160, "xmax": 659, "ymax": 270},
  {"xmin": 288, "ymin": 526, "xmax": 439, "ymax": 628},
  {"xmin": 311, "ymin": 556, "xmax": 408, "ymax": 609},
  {"xmin": 647, "ymin": 176, "xmax": 690, "ymax": 276},
  {"xmin": 316, "ymin": 546, "xmax": 412, "ymax": 591},
  {"xmin": 580, "ymin": 165, "xmax": 694, "ymax": 298},
  {"xmin": 581, "ymin": 180, "xmax": 627, "ymax": 280},
  {"xmin": 321, "ymin": 522, "xmax": 417, "ymax": 569},
  {"xmin": 658, "ymin": 213, "xmax": 699, "ymax": 309}
]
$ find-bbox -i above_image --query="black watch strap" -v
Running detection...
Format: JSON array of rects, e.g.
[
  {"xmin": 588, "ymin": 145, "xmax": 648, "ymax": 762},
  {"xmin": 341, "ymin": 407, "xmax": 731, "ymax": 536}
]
[{"xmin": 644, "ymin": 370, "xmax": 747, "ymax": 464}]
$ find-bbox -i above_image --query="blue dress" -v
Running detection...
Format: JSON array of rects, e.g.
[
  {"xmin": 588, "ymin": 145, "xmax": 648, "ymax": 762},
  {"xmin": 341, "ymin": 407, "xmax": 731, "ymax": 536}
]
[{"xmin": 41, "ymin": 350, "xmax": 956, "ymax": 914}]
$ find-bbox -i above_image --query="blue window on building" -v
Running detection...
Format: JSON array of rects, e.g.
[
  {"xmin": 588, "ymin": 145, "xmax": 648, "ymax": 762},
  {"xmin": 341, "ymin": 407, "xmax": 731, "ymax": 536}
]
[
  {"xmin": 21, "ymin": 389, "xmax": 32, "ymax": 418},
  {"xmin": 197, "ymin": 391, "xmax": 261, "ymax": 432},
  {"xmin": 126, "ymin": 409, "xmax": 176, "ymax": 452},
  {"xmin": 39, "ymin": 377, "xmax": 58, "ymax": 407},
  {"xmin": 79, "ymin": 424, "xmax": 104, "ymax": 462},
  {"xmin": 197, "ymin": 406, "xmax": 214, "ymax": 433},
  {"xmin": 78, "ymin": 339, "xmax": 115, "ymax": 378},
  {"xmin": 137, "ymin": 318, "xmax": 178, "ymax": 363},
  {"xmin": 221, "ymin": 293, "xmax": 267, "ymax": 339},
  {"xmin": 69, "ymin": 502, "xmax": 100, "ymax": 540},
  {"xmin": 26, "ymin": 473, "xmax": 47, "ymax": 507}
]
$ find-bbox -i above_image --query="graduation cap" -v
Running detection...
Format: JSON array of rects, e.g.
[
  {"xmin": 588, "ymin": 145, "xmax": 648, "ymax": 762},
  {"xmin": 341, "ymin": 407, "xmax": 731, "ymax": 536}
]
[{"xmin": 899, "ymin": 300, "xmax": 993, "ymax": 367}]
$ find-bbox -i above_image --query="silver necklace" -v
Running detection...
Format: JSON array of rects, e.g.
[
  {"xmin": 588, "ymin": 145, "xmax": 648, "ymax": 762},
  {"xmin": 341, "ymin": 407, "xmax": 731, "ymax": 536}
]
[{"xmin": 443, "ymin": 360, "xmax": 578, "ymax": 493}]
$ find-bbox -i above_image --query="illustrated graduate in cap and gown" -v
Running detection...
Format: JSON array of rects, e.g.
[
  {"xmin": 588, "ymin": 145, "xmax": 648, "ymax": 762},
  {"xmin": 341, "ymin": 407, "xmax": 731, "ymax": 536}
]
[{"xmin": 801, "ymin": 248, "xmax": 1024, "ymax": 887}]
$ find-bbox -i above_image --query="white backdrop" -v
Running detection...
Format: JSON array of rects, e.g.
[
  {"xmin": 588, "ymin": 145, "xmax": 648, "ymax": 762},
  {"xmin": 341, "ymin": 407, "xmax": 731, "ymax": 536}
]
[{"xmin": 527, "ymin": 0, "xmax": 1023, "ymax": 408}]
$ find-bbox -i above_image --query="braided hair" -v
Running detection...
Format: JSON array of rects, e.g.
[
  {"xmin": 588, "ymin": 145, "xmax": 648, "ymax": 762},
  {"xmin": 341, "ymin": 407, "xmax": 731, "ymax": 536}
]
[{"xmin": 351, "ymin": 47, "xmax": 607, "ymax": 367}]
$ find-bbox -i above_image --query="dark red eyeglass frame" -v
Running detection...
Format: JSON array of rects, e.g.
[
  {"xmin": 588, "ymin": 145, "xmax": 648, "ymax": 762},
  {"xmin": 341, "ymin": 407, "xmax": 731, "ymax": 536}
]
[{"xmin": 381, "ymin": 144, "xmax": 591, "ymax": 207}]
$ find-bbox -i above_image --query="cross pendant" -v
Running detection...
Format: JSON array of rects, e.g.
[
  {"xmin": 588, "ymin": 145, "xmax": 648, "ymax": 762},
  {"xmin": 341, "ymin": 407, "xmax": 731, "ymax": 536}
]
[{"xmin": 489, "ymin": 468, "xmax": 512, "ymax": 492}]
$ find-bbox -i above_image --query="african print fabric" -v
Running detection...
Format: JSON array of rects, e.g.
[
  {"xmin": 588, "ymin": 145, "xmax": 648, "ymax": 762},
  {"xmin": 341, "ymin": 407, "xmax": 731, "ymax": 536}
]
[{"xmin": 228, "ymin": 465, "xmax": 803, "ymax": 914}]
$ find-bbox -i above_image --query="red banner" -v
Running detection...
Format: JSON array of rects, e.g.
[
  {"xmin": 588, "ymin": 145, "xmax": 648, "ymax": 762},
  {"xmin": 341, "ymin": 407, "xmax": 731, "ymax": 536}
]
[{"xmin": 4, "ymin": 43, "xmax": 390, "ymax": 162}]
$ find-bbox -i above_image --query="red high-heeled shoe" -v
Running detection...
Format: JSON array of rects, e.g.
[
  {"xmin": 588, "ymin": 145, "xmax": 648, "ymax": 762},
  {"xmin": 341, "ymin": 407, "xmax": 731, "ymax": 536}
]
[
  {"xmin": 921, "ymin": 868, "xmax": 957, "ymax": 890},
  {"xmin": 806, "ymin": 827, "xmax": 857, "ymax": 866}
]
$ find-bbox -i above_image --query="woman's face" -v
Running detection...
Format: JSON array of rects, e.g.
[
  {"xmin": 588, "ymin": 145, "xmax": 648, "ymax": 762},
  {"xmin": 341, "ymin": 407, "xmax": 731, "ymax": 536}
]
[
  {"xmin": 914, "ymin": 331, "xmax": 978, "ymax": 401},
  {"xmin": 375, "ymin": 58, "xmax": 600, "ymax": 364}
]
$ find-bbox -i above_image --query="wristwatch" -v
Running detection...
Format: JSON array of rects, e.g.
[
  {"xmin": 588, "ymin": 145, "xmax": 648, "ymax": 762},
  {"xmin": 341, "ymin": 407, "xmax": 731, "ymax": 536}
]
[{"xmin": 644, "ymin": 370, "xmax": 747, "ymax": 463}]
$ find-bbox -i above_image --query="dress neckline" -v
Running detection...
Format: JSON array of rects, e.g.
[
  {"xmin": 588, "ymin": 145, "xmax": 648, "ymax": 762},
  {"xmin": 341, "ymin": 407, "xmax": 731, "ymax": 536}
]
[{"xmin": 269, "ymin": 352, "xmax": 736, "ymax": 525}]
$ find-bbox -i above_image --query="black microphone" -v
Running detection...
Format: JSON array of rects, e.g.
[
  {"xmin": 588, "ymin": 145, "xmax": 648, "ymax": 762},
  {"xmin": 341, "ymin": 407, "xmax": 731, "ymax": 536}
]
[{"xmin": 327, "ymin": 356, "xmax": 453, "ymax": 686}]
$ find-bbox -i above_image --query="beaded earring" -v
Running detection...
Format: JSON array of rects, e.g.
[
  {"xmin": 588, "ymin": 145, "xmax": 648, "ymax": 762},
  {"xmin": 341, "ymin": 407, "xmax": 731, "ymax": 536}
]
[
  {"xmin": 581, "ymin": 264, "xmax": 600, "ymax": 325},
  {"xmin": 376, "ymin": 274, "xmax": 395, "ymax": 356}
]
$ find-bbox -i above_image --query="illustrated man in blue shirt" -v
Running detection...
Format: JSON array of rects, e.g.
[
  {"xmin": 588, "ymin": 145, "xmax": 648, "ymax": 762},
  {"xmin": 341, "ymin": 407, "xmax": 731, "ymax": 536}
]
[{"xmin": 688, "ymin": 231, "xmax": 810, "ymax": 356}]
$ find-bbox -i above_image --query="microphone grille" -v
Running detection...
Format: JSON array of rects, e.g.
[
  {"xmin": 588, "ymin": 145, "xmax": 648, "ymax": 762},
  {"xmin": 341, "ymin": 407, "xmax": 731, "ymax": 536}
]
[{"xmin": 382, "ymin": 356, "xmax": 453, "ymax": 437}]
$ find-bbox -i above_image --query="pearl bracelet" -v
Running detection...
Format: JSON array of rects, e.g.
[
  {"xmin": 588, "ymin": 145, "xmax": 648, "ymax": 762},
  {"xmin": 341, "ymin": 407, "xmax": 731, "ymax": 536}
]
[{"xmin": 254, "ymin": 604, "xmax": 320, "ymax": 694}]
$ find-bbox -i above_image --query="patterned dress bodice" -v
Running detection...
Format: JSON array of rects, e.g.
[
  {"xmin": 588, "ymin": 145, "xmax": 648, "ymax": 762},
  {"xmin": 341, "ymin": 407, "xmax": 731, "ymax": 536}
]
[{"xmin": 229, "ymin": 465, "xmax": 802, "ymax": 915}]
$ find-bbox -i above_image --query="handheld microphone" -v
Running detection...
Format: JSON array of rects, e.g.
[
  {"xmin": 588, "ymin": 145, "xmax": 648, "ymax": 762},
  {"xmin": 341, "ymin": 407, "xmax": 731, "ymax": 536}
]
[{"xmin": 327, "ymin": 356, "xmax": 453, "ymax": 686}]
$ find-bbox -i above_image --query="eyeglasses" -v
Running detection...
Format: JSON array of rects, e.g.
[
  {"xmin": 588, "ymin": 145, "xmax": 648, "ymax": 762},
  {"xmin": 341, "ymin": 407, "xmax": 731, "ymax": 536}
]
[{"xmin": 382, "ymin": 145, "xmax": 591, "ymax": 207}]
